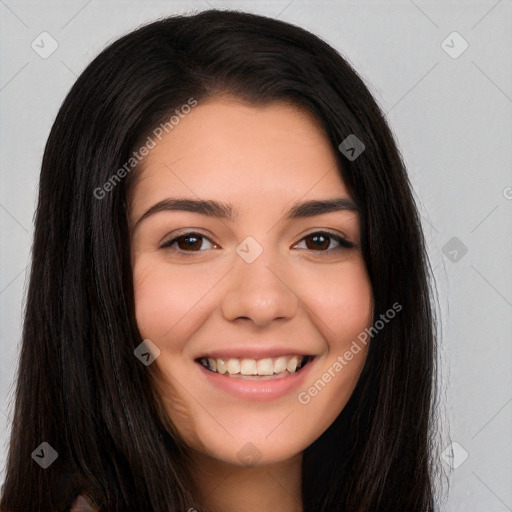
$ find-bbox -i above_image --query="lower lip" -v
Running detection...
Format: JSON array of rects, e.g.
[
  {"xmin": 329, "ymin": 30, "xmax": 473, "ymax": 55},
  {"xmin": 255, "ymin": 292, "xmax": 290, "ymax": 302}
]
[{"xmin": 196, "ymin": 358, "xmax": 316, "ymax": 401}]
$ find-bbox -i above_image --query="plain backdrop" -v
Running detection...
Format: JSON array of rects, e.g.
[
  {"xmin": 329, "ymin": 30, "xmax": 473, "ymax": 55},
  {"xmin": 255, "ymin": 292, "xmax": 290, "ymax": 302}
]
[{"xmin": 1, "ymin": 1, "xmax": 511, "ymax": 510}]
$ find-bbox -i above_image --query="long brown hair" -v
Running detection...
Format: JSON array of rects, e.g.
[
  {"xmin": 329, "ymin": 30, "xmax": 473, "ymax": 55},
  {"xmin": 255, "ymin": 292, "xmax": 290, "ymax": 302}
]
[{"xmin": 1, "ymin": 9, "xmax": 441, "ymax": 511}]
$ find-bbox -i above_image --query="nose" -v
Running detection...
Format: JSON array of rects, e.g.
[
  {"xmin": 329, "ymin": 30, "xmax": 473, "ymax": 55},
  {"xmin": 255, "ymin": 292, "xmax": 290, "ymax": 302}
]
[{"xmin": 221, "ymin": 245, "xmax": 299, "ymax": 328}]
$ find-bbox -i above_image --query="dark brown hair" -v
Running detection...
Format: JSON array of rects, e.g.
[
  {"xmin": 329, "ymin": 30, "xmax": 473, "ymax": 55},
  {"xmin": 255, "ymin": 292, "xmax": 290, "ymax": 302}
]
[{"xmin": 1, "ymin": 9, "xmax": 441, "ymax": 511}]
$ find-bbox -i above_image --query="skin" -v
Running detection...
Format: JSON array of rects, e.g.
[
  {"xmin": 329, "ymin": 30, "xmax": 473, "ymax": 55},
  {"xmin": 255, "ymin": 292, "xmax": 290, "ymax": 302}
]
[{"xmin": 128, "ymin": 95, "xmax": 374, "ymax": 512}]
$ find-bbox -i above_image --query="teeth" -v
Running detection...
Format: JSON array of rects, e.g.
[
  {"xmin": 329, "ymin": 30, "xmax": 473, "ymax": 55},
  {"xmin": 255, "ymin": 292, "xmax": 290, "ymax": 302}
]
[
  {"xmin": 240, "ymin": 358, "xmax": 257, "ymax": 375},
  {"xmin": 256, "ymin": 358, "xmax": 274, "ymax": 376},
  {"xmin": 200, "ymin": 355, "xmax": 308, "ymax": 376},
  {"xmin": 287, "ymin": 356, "xmax": 299, "ymax": 373},
  {"xmin": 216, "ymin": 359, "xmax": 227, "ymax": 374},
  {"xmin": 227, "ymin": 359, "xmax": 240, "ymax": 375},
  {"xmin": 274, "ymin": 356, "xmax": 287, "ymax": 373}
]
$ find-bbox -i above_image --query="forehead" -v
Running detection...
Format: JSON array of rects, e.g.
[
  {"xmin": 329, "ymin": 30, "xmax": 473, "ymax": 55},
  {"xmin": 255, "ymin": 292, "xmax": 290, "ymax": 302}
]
[{"xmin": 128, "ymin": 95, "xmax": 351, "ymax": 222}]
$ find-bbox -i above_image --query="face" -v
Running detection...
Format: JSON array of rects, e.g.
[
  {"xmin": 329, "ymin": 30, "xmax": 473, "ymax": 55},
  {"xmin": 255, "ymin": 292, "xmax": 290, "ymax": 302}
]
[{"xmin": 129, "ymin": 95, "xmax": 373, "ymax": 468}]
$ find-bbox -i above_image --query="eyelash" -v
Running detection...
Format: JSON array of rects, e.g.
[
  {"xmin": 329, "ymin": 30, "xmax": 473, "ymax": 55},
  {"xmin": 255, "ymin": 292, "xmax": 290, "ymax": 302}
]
[{"xmin": 159, "ymin": 231, "xmax": 356, "ymax": 257}]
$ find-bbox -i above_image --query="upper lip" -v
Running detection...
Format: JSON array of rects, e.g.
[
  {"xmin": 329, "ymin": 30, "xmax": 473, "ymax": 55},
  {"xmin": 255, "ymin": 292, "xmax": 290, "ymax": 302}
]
[{"xmin": 195, "ymin": 346, "xmax": 315, "ymax": 360}]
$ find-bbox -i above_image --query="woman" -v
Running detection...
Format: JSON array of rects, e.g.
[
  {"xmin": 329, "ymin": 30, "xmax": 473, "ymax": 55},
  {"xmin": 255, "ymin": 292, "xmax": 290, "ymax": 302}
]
[{"xmin": 0, "ymin": 9, "xmax": 441, "ymax": 512}]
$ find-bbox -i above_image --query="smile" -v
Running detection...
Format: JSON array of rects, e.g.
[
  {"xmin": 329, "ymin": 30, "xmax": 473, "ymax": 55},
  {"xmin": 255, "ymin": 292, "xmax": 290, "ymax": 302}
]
[{"xmin": 197, "ymin": 355, "xmax": 312, "ymax": 379}]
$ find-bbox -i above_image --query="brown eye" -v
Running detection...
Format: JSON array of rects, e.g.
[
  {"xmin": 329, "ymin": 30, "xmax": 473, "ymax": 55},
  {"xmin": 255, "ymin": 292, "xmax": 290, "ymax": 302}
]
[
  {"xmin": 161, "ymin": 232, "xmax": 217, "ymax": 254},
  {"xmin": 305, "ymin": 233, "xmax": 330, "ymax": 250},
  {"xmin": 175, "ymin": 234, "xmax": 202, "ymax": 251},
  {"xmin": 296, "ymin": 231, "xmax": 355, "ymax": 253}
]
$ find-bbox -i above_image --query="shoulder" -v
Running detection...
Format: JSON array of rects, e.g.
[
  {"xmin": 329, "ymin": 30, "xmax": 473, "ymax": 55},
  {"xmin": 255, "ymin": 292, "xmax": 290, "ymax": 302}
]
[{"xmin": 70, "ymin": 492, "xmax": 98, "ymax": 512}]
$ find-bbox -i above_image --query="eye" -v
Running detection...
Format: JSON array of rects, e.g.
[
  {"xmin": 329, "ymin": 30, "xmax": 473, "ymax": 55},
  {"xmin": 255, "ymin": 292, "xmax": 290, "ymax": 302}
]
[
  {"xmin": 160, "ymin": 232, "xmax": 218, "ymax": 255},
  {"xmin": 294, "ymin": 231, "xmax": 356, "ymax": 253},
  {"xmin": 160, "ymin": 230, "xmax": 356, "ymax": 257}
]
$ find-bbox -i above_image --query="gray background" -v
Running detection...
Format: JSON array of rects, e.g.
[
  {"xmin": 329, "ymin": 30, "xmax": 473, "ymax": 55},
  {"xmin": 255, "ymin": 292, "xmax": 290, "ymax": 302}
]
[{"xmin": 1, "ymin": 1, "xmax": 511, "ymax": 510}]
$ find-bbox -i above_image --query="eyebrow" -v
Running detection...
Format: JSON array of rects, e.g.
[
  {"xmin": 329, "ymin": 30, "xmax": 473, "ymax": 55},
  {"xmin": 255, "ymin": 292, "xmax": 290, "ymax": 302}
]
[{"xmin": 132, "ymin": 196, "xmax": 358, "ymax": 230}]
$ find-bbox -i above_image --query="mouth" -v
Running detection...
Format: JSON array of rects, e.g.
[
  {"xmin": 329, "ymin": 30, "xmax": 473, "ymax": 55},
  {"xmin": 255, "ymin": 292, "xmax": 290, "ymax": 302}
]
[{"xmin": 195, "ymin": 355, "xmax": 314, "ymax": 380}]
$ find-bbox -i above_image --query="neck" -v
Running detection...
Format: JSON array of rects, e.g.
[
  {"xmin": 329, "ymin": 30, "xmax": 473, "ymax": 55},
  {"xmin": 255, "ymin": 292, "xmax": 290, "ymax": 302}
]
[{"xmin": 190, "ymin": 450, "xmax": 303, "ymax": 512}]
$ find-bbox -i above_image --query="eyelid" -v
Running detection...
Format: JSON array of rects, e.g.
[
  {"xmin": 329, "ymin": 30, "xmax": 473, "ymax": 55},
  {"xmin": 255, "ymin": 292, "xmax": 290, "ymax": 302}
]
[
  {"xmin": 159, "ymin": 228, "xmax": 215, "ymax": 248},
  {"xmin": 160, "ymin": 229, "xmax": 357, "ymax": 255},
  {"xmin": 292, "ymin": 230, "xmax": 357, "ymax": 250},
  {"xmin": 296, "ymin": 227, "xmax": 353, "ymax": 243}
]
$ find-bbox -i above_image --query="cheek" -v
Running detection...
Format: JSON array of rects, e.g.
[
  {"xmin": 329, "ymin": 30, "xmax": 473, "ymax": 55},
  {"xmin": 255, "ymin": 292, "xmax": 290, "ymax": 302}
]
[
  {"xmin": 304, "ymin": 259, "xmax": 373, "ymax": 344},
  {"xmin": 132, "ymin": 256, "xmax": 214, "ymax": 343},
  {"xmin": 293, "ymin": 260, "xmax": 373, "ymax": 432},
  {"xmin": 132, "ymin": 256, "xmax": 212, "ymax": 448}
]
